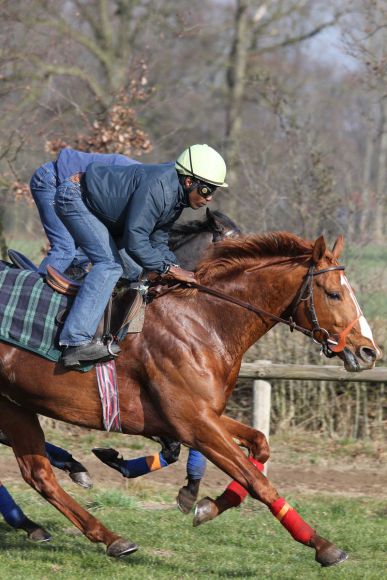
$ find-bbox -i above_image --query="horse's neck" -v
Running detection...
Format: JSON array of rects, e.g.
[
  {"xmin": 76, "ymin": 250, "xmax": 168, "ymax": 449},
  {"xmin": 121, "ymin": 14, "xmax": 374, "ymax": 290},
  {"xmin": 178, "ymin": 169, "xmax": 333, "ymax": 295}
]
[{"xmin": 199, "ymin": 263, "xmax": 306, "ymax": 360}]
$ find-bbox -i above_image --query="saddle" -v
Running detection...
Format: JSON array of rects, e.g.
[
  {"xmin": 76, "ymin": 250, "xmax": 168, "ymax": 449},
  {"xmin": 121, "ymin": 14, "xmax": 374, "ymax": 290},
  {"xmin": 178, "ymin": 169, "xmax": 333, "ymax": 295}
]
[
  {"xmin": 46, "ymin": 266, "xmax": 81, "ymax": 296},
  {"xmin": 7, "ymin": 249, "xmax": 38, "ymax": 272},
  {"xmin": 8, "ymin": 250, "xmax": 146, "ymax": 339}
]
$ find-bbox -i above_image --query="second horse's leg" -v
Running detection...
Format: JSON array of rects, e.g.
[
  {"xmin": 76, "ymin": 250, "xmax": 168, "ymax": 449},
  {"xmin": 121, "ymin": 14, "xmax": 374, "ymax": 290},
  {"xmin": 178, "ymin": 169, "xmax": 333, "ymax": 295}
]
[
  {"xmin": 0, "ymin": 431, "xmax": 92, "ymax": 489},
  {"xmin": 0, "ymin": 481, "xmax": 51, "ymax": 542},
  {"xmin": 92, "ymin": 436, "xmax": 181, "ymax": 478},
  {"xmin": 176, "ymin": 448, "xmax": 207, "ymax": 514}
]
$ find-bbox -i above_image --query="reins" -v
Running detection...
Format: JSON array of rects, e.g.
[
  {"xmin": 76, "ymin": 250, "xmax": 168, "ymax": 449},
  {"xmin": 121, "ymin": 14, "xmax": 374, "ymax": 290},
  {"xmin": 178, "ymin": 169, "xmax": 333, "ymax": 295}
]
[
  {"xmin": 192, "ymin": 265, "xmax": 344, "ymax": 337},
  {"xmin": 154, "ymin": 262, "xmax": 349, "ymax": 356}
]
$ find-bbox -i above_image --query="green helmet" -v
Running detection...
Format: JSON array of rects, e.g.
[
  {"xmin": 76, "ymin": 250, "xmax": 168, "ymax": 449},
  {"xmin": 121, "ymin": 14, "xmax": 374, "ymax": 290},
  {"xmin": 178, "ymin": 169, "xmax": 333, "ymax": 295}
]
[{"xmin": 175, "ymin": 144, "xmax": 228, "ymax": 188}]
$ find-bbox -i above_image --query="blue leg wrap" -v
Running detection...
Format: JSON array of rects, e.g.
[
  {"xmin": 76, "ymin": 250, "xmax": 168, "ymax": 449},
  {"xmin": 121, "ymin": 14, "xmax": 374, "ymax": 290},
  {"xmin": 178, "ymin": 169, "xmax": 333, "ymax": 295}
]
[
  {"xmin": 45, "ymin": 441, "xmax": 73, "ymax": 470},
  {"xmin": 120, "ymin": 452, "xmax": 168, "ymax": 478},
  {"xmin": 0, "ymin": 485, "xmax": 27, "ymax": 528},
  {"xmin": 186, "ymin": 449, "xmax": 207, "ymax": 480}
]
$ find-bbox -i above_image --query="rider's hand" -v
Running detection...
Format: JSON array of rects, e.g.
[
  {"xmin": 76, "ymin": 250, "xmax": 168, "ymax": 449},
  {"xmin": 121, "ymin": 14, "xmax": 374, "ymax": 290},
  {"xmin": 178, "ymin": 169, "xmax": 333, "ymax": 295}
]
[
  {"xmin": 147, "ymin": 271, "xmax": 162, "ymax": 283},
  {"xmin": 162, "ymin": 264, "xmax": 197, "ymax": 285}
]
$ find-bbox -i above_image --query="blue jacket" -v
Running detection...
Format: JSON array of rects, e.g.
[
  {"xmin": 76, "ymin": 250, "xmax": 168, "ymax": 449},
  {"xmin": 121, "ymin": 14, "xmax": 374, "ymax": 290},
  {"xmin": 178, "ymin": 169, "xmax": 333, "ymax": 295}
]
[
  {"xmin": 85, "ymin": 162, "xmax": 189, "ymax": 273},
  {"xmin": 56, "ymin": 148, "xmax": 138, "ymax": 184}
]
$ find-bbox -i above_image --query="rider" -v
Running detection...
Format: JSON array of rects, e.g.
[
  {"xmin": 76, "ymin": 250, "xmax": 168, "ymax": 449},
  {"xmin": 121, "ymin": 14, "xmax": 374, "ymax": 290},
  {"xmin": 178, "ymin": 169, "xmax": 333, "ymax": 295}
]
[
  {"xmin": 30, "ymin": 148, "xmax": 139, "ymax": 277},
  {"xmin": 54, "ymin": 144, "xmax": 228, "ymax": 367}
]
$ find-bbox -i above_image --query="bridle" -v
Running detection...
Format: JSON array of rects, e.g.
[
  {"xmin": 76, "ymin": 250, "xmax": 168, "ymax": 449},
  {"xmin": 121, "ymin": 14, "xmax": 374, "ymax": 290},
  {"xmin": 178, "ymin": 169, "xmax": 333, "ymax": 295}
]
[
  {"xmin": 177, "ymin": 261, "xmax": 359, "ymax": 358},
  {"xmin": 212, "ymin": 227, "xmax": 241, "ymax": 243},
  {"xmin": 287, "ymin": 263, "xmax": 347, "ymax": 357}
]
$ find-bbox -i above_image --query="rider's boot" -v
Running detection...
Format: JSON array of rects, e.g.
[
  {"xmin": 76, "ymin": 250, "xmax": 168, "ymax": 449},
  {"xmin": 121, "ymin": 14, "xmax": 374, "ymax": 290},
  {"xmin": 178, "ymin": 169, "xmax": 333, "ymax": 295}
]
[{"xmin": 60, "ymin": 339, "xmax": 120, "ymax": 368}]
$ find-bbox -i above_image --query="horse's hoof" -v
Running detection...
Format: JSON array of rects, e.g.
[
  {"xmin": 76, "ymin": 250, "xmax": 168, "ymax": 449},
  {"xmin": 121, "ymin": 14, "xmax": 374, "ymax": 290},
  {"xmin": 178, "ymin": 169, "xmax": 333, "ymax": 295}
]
[
  {"xmin": 107, "ymin": 537, "xmax": 139, "ymax": 558},
  {"xmin": 312, "ymin": 534, "xmax": 348, "ymax": 567},
  {"xmin": 193, "ymin": 497, "xmax": 219, "ymax": 527},
  {"xmin": 27, "ymin": 526, "xmax": 52, "ymax": 543},
  {"xmin": 177, "ymin": 481, "xmax": 200, "ymax": 514},
  {"xmin": 69, "ymin": 470, "xmax": 93, "ymax": 489},
  {"xmin": 92, "ymin": 447, "xmax": 126, "ymax": 475},
  {"xmin": 316, "ymin": 546, "xmax": 348, "ymax": 567},
  {"xmin": 20, "ymin": 517, "xmax": 51, "ymax": 543}
]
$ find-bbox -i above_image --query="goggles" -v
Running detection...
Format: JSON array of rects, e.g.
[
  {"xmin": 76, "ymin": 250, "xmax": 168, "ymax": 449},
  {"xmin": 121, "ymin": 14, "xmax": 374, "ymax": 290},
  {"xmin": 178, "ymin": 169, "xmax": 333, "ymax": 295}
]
[{"xmin": 197, "ymin": 181, "xmax": 217, "ymax": 199}]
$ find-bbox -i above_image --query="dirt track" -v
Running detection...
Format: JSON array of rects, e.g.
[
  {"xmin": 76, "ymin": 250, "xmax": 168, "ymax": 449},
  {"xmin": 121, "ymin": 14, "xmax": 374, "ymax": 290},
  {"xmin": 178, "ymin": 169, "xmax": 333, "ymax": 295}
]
[{"xmin": 1, "ymin": 443, "xmax": 385, "ymax": 499}]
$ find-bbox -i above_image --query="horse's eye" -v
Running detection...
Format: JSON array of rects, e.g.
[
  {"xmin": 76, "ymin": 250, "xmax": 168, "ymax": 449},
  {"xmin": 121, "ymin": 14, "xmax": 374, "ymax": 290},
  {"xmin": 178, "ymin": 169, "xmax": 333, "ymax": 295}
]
[{"xmin": 326, "ymin": 291, "xmax": 341, "ymax": 300}]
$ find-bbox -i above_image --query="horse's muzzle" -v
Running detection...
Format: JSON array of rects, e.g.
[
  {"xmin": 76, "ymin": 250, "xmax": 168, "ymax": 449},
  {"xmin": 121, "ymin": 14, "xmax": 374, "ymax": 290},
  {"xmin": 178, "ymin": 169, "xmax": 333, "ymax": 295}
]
[
  {"xmin": 341, "ymin": 347, "xmax": 361, "ymax": 372},
  {"xmin": 341, "ymin": 344, "xmax": 379, "ymax": 372},
  {"xmin": 358, "ymin": 345, "xmax": 379, "ymax": 367}
]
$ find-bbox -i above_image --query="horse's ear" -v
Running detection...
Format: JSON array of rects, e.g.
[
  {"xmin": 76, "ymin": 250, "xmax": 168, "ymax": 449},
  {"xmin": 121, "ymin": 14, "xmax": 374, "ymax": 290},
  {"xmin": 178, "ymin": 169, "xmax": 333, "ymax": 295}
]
[
  {"xmin": 206, "ymin": 208, "xmax": 215, "ymax": 223},
  {"xmin": 312, "ymin": 235, "xmax": 326, "ymax": 264},
  {"xmin": 332, "ymin": 235, "xmax": 344, "ymax": 259}
]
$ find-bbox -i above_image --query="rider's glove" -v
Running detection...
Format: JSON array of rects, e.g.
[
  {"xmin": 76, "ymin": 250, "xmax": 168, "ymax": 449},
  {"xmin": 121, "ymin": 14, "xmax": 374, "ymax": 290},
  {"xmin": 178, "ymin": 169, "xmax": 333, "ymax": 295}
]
[{"xmin": 161, "ymin": 264, "xmax": 197, "ymax": 285}]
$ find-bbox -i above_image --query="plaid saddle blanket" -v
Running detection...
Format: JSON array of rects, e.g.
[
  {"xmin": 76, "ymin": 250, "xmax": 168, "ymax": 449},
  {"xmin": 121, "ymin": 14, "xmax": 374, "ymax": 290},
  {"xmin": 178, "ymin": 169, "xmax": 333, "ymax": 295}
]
[{"xmin": 0, "ymin": 261, "xmax": 71, "ymax": 362}]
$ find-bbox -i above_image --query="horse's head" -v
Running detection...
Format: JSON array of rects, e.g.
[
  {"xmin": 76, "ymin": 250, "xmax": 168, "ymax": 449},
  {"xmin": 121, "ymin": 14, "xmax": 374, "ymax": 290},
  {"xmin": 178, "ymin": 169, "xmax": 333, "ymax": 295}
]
[
  {"xmin": 169, "ymin": 210, "xmax": 242, "ymax": 270},
  {"xmin": 206, "ymin": 208, "xmax": 241, "ymax": 242},
  {"xmin": 293, "ymin": 235, "xmax": 382, "ymax": 372}
]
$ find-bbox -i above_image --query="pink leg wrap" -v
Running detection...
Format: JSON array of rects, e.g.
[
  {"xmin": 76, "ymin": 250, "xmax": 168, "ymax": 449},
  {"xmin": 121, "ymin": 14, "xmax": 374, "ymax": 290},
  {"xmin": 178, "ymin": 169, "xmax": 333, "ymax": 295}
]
[
  {"xmin": 269, "ymin": 497, "xmax": 314, "ymax": 544},
  {"xmin": 218, "ymin": 457, "xmax": 264, "ymax": 507}
]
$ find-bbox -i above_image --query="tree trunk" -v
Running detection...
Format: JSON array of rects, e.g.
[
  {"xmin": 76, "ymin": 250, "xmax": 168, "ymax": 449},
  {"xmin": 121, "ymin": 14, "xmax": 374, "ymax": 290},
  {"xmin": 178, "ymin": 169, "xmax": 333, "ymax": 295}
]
[
  {"xmin": 224, "ymin": 0, "xmax": 252, "ymax": 213},
  {"xmin": 374, "ymin": 97, "xmax": 387, "ymax": 244}
]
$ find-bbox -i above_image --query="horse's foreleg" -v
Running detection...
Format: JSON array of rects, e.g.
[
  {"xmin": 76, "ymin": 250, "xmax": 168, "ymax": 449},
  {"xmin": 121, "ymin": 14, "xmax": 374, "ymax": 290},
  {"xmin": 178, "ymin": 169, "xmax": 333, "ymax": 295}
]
[
  {"xmin": 179, "ymin": 417, "xmax": 267, "ymax": 516},
  {"xmin": 221, "ymin": 416, "xmax": 270, "ymax": 462},
  {"xmin": 191, "ymin": 412, "xmax": 347, "ymax": 567},
  {"xmin": 194, "ymin": 456, "xmax": 264, "ymax": 526},
  {"xmin": 0, "ymin": 397, "xmax": 137, "ymax": 558},
  {"xmin": 194, "ymin": 416, "xmax": 269, "ymax": 523}
]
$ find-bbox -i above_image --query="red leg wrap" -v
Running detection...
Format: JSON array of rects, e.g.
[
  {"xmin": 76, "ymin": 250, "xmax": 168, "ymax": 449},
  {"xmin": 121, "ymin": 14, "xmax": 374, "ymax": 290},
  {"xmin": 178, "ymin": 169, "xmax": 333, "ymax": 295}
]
[
  {"xmin": 270, "ymin": 497, "xmax": 314, "ymax": 544},
  {"xmin": 218, "ymin": 456, "xmax": 264, "ymax": 507}
]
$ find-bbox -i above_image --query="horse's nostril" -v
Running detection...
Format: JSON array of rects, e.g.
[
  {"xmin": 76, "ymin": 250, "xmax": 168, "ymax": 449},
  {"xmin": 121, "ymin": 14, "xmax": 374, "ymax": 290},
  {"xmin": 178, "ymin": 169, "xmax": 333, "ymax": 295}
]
[{"xmin": 359, "ymin": 346, "xmax": 376, "ymax": 362}]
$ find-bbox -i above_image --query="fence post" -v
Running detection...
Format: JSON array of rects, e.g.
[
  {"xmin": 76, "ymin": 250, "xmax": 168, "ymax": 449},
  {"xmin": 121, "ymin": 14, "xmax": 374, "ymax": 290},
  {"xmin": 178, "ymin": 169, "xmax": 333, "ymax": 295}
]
[{"xmin": 253, "ymin": 378, "xmax": 271, "ymax": 475}]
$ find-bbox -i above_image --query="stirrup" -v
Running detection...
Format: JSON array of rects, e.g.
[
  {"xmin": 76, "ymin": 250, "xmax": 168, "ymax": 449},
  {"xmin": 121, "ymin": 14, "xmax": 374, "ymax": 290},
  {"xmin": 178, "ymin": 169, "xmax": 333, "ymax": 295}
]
[{"xmin": 60, "ymin": 340, "xmax": 121, "ymax": 369}]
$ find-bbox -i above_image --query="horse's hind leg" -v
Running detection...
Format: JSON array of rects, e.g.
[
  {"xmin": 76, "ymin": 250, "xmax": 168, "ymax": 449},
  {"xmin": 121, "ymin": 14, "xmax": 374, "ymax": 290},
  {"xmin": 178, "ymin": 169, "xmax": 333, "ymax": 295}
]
[{"xmin": 0, "ymin": 397, "xmax": 137, "ymax": 558}]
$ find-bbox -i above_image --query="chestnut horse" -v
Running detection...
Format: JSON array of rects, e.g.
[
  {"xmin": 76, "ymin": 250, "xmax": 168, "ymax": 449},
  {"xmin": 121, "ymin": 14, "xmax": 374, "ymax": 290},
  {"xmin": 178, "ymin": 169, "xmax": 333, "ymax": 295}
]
[{"xmin": 0, "ymin": 232, "xmax": 380, "ymax": 567}]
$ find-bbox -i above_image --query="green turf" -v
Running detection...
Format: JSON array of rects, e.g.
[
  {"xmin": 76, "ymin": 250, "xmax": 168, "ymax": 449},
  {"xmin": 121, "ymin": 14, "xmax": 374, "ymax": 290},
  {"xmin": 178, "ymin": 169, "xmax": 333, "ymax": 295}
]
[{"xmin": 0, "ymin": 486, "xmax": 385, "ymax": 580}]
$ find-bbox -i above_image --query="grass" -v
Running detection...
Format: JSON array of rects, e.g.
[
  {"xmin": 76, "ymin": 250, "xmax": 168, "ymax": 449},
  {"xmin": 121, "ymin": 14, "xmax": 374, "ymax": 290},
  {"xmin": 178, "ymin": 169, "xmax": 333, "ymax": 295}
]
[{"xmin": 0, "ymin": 485, "xmax": 385, "ymax": 580}]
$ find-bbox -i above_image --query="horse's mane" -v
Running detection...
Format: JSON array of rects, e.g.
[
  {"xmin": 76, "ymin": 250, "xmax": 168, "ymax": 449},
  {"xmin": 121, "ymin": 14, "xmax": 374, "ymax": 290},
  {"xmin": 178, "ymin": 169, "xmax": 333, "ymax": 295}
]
[{"xmin": 196, "ymin": 231, "xmax": 313, "ymax": 283}]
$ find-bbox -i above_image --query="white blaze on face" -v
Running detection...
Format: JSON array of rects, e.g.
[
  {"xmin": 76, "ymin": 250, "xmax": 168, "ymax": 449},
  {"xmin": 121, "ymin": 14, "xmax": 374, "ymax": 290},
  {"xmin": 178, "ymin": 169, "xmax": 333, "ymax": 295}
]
[{"xmin": 340, "ymin": 274, "xmax": 381, "ymax": 355}]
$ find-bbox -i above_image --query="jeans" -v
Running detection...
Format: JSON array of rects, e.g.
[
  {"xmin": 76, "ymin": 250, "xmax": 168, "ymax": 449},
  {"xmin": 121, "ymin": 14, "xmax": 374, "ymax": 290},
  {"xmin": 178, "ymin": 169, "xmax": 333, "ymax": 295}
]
[
  {"xmin": 55, "ymin": 178, "xmax": 125, "ymax": 346},
  {"xmin": 30, "ymin": 162, "xmax": 89, "ymax": 274}
]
